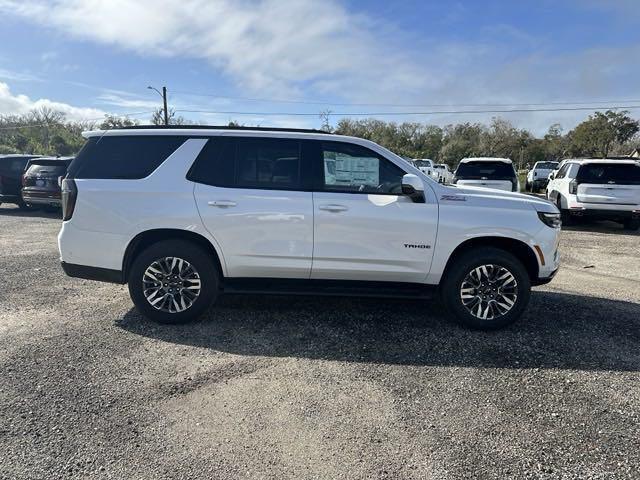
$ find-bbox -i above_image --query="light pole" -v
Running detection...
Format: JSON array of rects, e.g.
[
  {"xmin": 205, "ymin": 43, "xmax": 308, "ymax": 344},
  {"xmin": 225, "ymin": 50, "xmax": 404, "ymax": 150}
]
[{"xmin": 147, "ymin": 85, "xmax": 168, "ymax": 126}]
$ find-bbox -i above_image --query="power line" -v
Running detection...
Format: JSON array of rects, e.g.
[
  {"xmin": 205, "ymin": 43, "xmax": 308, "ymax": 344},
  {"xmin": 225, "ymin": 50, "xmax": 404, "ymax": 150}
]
[
  {"xmin": 170, "ymin": 89, "xmax": 640, "ymax": 108},
  {"xmin": 175, "ymin": 105, "xmax": 640, "ymax": 117}
]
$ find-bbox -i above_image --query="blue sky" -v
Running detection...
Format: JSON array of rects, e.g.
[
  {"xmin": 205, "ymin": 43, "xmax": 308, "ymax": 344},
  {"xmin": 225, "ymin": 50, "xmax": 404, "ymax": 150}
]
[{"xmin": 0, "ymin": 0, "xmax": 639, "ymax": 134}]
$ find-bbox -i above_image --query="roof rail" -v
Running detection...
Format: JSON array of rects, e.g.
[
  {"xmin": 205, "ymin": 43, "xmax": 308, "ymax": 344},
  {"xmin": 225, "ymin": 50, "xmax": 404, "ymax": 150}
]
[{"xmin": 113, "ymin": 125, "xmax": 333, "ymax": 134}]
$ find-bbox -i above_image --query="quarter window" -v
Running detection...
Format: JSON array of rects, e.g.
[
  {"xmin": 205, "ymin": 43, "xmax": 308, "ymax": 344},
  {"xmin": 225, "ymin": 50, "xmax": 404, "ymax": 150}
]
[
  {"xmin": 321, "ymin": 142, "xmax": 405, "ymax": 194},
  {"xmin": 69, "ymin": 136, "xmax": 186, "ymax": 180}
]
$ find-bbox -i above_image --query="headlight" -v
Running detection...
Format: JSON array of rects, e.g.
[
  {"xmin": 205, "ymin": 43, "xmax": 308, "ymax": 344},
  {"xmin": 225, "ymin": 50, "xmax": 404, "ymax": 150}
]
[{"xmin": 538, "ymin": 211, "xmax": 561, "ymax": 228}]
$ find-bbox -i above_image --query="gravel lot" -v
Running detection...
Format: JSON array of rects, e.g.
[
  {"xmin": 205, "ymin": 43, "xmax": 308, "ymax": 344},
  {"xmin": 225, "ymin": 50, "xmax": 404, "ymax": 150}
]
[{"xmin": 1, "ymin": 204, "xmax": 639, "ymax": 479}]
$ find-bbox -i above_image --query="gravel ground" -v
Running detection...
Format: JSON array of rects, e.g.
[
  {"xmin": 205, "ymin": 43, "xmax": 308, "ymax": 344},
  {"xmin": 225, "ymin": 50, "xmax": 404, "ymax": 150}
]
[{"xmin": 1, "ymin": 204, "xmax": 639, "ymax": 480}]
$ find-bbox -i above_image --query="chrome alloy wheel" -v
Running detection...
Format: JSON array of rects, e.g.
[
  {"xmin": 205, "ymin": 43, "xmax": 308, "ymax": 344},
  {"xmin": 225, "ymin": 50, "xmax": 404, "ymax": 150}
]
[
  {"xmin": 460, "ymin": 264, "xmax": 518, "ymax": 320},
  {"xmin": 142, "ymin": 257, "xmax": 202, "ymax": 313}
]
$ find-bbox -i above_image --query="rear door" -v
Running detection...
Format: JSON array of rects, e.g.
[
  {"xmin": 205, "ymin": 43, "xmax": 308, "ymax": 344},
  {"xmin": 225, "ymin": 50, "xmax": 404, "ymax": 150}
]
[
  {"xmin": 0, "ymin": 157, "xmax": 30, "ymax": 196},
  {"xmin": 192, "ymin": 136, "xmax": 314, "ymax": 279},
  {"xmin": 310, "ymin": 140, "xmax": 437, "ymax": 283},
  {"xmin": 575, "ymin": 163, "xmax": 640, "ymax": 206}
]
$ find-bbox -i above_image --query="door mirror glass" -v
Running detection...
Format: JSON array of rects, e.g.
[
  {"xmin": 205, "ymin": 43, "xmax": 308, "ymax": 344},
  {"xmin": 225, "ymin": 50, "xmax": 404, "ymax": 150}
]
[{"xmin": 401, "ymin": 174, "xmax": 425, "ymax": 203}]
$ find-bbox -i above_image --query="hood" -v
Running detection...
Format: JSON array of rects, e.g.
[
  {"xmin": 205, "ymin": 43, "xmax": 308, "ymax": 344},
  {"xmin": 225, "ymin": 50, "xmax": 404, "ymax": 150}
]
[{"xmin": 438, "ymin": 183, "xmax": 558, "ymax": 213}]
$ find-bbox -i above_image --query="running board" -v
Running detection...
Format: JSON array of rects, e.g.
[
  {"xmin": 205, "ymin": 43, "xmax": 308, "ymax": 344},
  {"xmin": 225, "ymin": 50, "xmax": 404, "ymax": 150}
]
[{"xmin": 222, "ymin": 278, "xmax": 437, "ymax": 299}]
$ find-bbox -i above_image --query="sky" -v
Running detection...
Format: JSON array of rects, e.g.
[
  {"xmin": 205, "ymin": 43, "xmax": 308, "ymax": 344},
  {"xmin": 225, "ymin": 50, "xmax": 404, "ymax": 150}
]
[{"xmin": 0, "ymin": 0, "xmax": 639, "ymax": 135}]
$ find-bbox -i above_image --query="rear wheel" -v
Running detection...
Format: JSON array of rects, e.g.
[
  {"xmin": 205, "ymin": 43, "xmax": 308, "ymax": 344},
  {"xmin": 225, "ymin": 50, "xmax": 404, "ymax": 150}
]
[
  {"xmin": 556, "ymin": 196, "xmax": 573, "ymax": 225},
  {"xmin": 623, "ymin": 218, "xmax": 640, "ymax": 231},
  {"xmin": 441, "ymin": 247, "xmax": 531, "ymax": 330},
  {"xmin": 128, "ymin": 240, "xmax": 219, "ymax": 324}
]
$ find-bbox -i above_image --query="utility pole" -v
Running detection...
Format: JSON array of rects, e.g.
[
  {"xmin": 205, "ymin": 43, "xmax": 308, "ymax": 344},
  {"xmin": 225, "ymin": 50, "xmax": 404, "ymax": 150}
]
[
  {"xmin": 147, "ymin": 85, "xmax": 169, "ymax": 126},
  {"xmin": 162, "ymin": 86, "xmax": 169, "ymax": 126}
]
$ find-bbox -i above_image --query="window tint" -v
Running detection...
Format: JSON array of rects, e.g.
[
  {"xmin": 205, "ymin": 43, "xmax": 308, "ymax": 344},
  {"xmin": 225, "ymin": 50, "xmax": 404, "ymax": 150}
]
[
  {"xmin": 25, "ymin": 162, "xmax": 69, "ymax": 177},
  {"xmin": 69, "ymin": 136, "xmax": 186, "ymax": 179},
  {"xmin": 236, "ymin": 138, "xmax": 300, "ymax": 188},
  {"xmin": 321, "ymin": 142, "xmax": 405, "ymax": 194},
  {"xmin": 186, "ymin": 137, "xmax": 235, "ymax": 187},
  {"xmin": 535, "ymin": 162, "xmax": 558, "ymax": 169},
  {"xmin": 577, "ymin": 163, "xmax": 640, "ymax": 185},
  {"xmin": 455, "ymin": 161, "xmax": 516, "ymax": 179},
  {"xmin": 555, "ymin": 163, "xmax": 570, "ymax": 179}
]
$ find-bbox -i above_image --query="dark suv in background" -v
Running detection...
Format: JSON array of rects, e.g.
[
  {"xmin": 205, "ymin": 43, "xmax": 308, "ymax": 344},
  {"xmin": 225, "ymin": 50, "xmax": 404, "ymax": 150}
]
[
  {"xmin": 0, "ymin": 154, "xmax": 42, "ymax": 208},
  {"xmin": 21, "ymin": 157, "xmax": 73, "ymax": 210}
]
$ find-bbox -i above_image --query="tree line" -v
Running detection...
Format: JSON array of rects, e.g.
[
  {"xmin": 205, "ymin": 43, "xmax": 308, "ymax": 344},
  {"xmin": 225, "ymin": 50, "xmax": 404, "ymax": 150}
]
[{"xmin": 1, "ymin": 106, "xmax": 638, "ymax": 168}]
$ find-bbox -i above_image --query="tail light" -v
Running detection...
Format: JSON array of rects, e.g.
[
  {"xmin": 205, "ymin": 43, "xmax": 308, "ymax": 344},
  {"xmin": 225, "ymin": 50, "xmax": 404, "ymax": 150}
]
[
  {"xmin": 569, "ymin": 180, "xmax": 578, "ymax": 195},
  {"xmin": 61, "ymin": 178, "xmax": 77, "ymax": 221},
  {"xmin": 511, "ymin": 178, "xmax": 518, "ymax": 191}
]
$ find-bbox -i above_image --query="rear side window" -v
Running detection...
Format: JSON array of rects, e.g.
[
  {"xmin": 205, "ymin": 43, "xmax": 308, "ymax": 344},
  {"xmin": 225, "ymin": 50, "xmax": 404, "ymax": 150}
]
[
  {"xmin": 188, "ymin": 136, "xmax": 303, "ymax": 190},
  {"xmin": 69, "ymin": 136, "xmax": 186, "ymax": 179},
  {"xmin": 535, "ymin": 162, "xmax": 558, "ymax": 170},
  {"xmin": 577, "ymin": 163, "xmax": 640, "ymax": 185},
  {"xmin": 236, "ymin": 138, "xmax": 300, "ymax": 188},
  {"xmin": 455, "ymin": 161, "xmax": 515, "ymax": 179}
]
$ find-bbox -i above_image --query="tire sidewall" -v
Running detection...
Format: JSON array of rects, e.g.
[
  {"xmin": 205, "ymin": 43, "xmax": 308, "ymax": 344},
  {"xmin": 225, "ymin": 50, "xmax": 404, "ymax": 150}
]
[
  {"xmin": 441, "ymin": 248, "xmax": 531, "ymax": 330},
  {"xmin": 128, "ymin": 240, "xmax": 219, "ymax": 324}
]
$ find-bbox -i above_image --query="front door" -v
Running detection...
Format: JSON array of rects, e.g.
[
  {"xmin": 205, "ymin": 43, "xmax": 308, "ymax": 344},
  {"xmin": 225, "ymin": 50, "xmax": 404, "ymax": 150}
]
[{"xmin": 310, "ymin": 141, "xmax": 438, "ymax": 283}]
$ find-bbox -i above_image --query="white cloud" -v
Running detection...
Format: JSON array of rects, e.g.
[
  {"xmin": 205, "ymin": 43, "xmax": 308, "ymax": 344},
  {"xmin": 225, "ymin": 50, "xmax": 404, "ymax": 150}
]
[
  {"xmin": 0, "ymin": 0, "xmax": 430, "ymax": 100},
  {"xmin": 0, "ymin": 81, "xmax": 106, "ymax": 121}
]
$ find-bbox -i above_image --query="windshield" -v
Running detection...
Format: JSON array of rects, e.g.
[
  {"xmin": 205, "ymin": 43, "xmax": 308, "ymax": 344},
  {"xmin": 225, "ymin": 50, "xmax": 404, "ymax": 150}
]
[
  {"xmin": 535, "ymin": 162, "xmax": 558, "ymax": 170},
  {"xmin": 577, "ymin": 163, "xmax": 640, "ymax": 185},
  {"xmin": 455, "ymin": 161, "xmax": 515, "ymax": 179}
]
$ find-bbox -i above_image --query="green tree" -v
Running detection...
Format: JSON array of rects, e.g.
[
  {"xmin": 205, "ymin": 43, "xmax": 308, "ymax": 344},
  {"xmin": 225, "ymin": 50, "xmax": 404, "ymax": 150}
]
[{"xmin": 567, "ymin": 110, "xmax": 639, "ymax": 157}]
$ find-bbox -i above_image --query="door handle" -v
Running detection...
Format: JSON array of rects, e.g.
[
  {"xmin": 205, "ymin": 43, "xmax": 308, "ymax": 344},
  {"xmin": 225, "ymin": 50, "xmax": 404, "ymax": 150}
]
[
  {"xmin": 318, "ymin": 204, "xmax": 348, "ymax": 212},
  {"xmin": 208, "ymin": 200, "xmax": 237, "ymax": 208}
]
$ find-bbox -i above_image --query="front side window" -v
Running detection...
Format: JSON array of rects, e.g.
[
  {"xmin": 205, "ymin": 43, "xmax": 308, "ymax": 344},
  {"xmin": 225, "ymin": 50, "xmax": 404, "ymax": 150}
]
[
  {"xmin": 321, "ymin": 142, "xmax": 405, "ymax": 194},
  {"xmin": 555, "ymin": 163, "xmax": 571, "ymax": 179}
]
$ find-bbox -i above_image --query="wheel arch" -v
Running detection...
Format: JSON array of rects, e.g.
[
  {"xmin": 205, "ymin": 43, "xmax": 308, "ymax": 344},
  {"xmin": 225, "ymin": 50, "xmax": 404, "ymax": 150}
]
[
  {"xmin": 122, "ymin": 228, "xmax": 224, "ymax": 282},
  {"xmin": 442, "ymin": 236, "xmax": 540, "ymax": 283}
]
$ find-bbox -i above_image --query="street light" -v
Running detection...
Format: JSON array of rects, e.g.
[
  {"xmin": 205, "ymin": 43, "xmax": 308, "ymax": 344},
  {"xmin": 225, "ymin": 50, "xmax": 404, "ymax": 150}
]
[{"xmin": 147, "ymin": 85, "xmax": 168, "ymax": 126}]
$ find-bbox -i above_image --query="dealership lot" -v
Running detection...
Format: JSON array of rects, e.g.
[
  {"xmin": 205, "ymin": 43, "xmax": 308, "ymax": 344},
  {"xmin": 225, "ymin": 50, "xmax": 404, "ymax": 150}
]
[{"xmin": 1, "ymin": 206, "xmax": 639, "ymax": 479}]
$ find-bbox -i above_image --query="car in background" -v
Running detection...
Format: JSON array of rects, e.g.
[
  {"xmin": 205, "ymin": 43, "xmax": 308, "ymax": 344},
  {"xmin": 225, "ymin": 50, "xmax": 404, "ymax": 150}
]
[
  {"xmin": 453, "ymin": 157, "xmax": 519, "ymax": 192},
  {"xmin": 21, "ymin": 157, "xmax": 73, "ymax": 210},
  {"xmin": 546, "ymin": 158, "xmax": 640, "ymax": 230},
  {"xmin": 412, "ymin": 159, "xmax": 434, "ymax": 177},
  {"xmin": 0, "ymin": 154, "xmax": 42, "ymax": 208},
  {"xmin": 431, "ymin": 163, "xmax": 453, "ymax": 184},
  {"xmin": 525, "ymin": 161, "xmax": 559, "ymax": 193}
]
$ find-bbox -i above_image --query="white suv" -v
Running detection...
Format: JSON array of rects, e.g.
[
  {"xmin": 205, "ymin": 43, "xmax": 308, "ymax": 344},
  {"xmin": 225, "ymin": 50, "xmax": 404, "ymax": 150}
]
[
  {"xmin": 546, "ymin": 159, "xmax": 640, "ymax": 230},
  {"xmin": 431, "ymin": 164, "xmax": 453, "ymax": 184},
  {"xmin": 453, "ymin": 158, "xmax": 519, "ymax": 192},
  {"xmin": 58, "ymin": 127, "xmax": 561, "ymax": 329}
]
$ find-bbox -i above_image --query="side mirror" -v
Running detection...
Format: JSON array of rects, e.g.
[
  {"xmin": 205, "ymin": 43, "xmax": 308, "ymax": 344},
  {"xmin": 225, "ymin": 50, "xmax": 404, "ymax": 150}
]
[
  {"xmin": 401, "ymin": 174, "xmax": 425, "ymax": 203},
  {"xmin": 549, "ymin": 172, "xmax": 555, "ymax": 180}
]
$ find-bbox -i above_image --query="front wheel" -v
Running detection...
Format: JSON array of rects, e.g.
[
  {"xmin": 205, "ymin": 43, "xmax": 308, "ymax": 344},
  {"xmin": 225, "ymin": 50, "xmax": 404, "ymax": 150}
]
[
  {"xmin": 441, "ymin": 247, "xmax": 531, "ymax": 330},
  {"xmin": 128, "ymin": 240, "xmax": 219, "ymax": 324}
]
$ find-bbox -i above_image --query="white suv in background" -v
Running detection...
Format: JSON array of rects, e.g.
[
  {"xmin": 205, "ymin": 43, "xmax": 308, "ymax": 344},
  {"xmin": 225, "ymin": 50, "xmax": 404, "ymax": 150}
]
[
  {"xmin": 453, "ymin": 157, "xmax": 520, "ymax": 192},
  {"xmin": 412, "ymin": 158, "xmax": 434, "ymax": 177},
  {"xmin": 546, "ymin": 159, "xmax": 640, "ymax": 230},
  {"xmin": 58, "ymin": 126, "xmax": 561, "ymax": 330}
]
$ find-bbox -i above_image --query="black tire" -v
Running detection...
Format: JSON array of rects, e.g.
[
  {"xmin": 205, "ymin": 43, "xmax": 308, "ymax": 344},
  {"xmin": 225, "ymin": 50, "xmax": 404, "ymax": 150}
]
[
  {"xmin": 623, "ymin": 218, "xmax": 640, "ymax": 231},
  {"xmin": 525, "ymin": 182, "xmax": 530, "ymax": 192},
  {"xmin": 128, "ymin": 240, "xmax": 219, "ymax": 324},
  {"xmin": 17, "ymin": 199, "xmax": 31, "ymax": 210},
  {"xmin": 557, "ymin": 196, "xmax": 573, "ymax": 225},
  {"xmin": 440, "ymin": 247, "xmax": 531, "ymax": 330}
]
